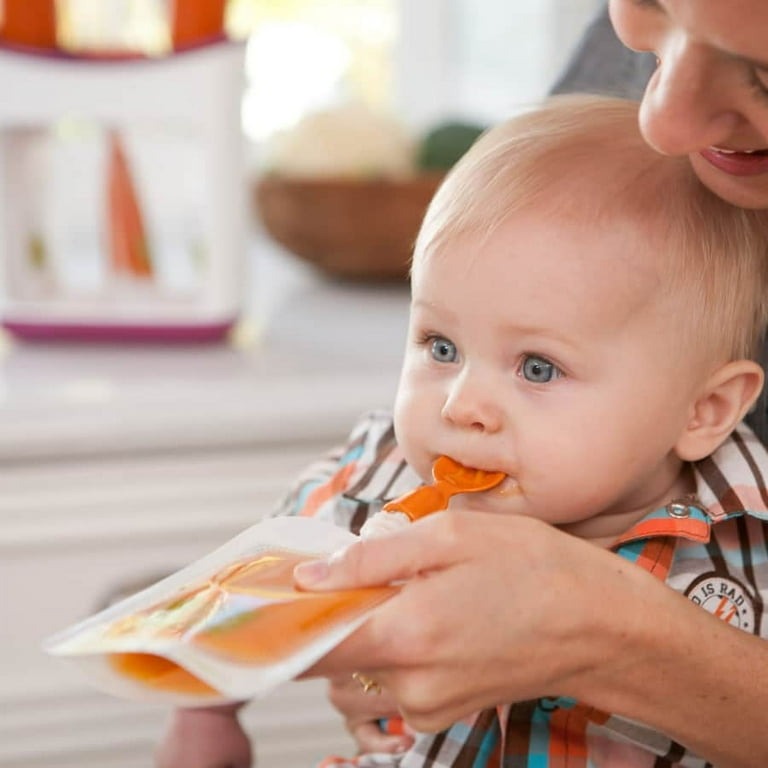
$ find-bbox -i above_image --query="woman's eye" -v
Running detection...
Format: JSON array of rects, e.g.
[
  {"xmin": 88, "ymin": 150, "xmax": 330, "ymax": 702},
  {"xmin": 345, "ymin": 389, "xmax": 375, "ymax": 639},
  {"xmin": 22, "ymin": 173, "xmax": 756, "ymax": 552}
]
[
  {"xmin": 429, "ymin": 337, "xmax": 458, "ymax": 363},
  {"xmin": 520, "ymin": 355, "xmax": 560, "ymax": 383},
  {"xmin": 752, "ymin": 67, "xmax": 768, "ymax": 96}
]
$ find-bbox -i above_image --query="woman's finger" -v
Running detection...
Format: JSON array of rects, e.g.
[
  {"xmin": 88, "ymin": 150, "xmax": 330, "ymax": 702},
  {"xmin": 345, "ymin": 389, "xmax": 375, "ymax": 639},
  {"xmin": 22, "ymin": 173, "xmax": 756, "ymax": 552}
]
[
  {"xmin": 294, "ymin": 512, "xmax": 466, "ymax": 591},
  {"xmin": 351, "ymin": 721, "xmax": 414, "ymax": 755},
  {"xmin": 327, "ymin": 675, "xmax": 400, "ymax": 724},
  {"xmin": 326, "ymin": 676, "xmax": 413, "ymax": 756}
]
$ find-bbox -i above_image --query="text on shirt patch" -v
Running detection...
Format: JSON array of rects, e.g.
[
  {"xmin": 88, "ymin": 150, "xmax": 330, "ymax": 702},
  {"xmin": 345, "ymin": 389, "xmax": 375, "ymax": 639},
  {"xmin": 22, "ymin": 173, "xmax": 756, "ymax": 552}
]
[{"xmin": 684, "ymin": 573, "xmax": 757, "ymax": 633}]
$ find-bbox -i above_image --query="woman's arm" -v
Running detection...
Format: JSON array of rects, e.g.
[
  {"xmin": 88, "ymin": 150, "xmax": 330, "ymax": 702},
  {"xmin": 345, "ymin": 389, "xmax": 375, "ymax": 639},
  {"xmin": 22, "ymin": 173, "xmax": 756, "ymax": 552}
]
[{"xmin": 296, "ymin": 510, "xmax": 768, "ymax": 768}]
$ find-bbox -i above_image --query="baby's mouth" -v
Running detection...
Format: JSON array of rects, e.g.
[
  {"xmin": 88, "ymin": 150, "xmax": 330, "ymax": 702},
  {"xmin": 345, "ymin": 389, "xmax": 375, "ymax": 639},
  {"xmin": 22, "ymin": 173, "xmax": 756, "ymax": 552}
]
[{"xmin": 493, "ymin": 476, "xmax": 522, "ymax": 498}]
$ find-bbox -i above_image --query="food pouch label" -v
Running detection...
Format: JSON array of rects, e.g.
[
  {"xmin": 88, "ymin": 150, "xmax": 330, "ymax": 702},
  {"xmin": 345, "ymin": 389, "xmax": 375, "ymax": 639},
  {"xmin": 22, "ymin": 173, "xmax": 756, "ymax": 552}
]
[{"xmin": 44, "ymin": 517, "xmax": 397, "ymax": 705}]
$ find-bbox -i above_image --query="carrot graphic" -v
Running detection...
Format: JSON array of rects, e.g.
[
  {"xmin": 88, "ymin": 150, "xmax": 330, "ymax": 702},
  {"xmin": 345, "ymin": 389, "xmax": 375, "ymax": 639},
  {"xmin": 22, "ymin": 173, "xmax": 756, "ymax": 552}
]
[
  {"xmin": 107, "ymin": 131, "xmax": 153, "ymax": 278},
  {"xmin": 170, "ymin": 0, "xmax": 227, "ymax": 51},
  {"xmin": 0, "ymin": 0, "xmax": 57, "ymax": 49}
]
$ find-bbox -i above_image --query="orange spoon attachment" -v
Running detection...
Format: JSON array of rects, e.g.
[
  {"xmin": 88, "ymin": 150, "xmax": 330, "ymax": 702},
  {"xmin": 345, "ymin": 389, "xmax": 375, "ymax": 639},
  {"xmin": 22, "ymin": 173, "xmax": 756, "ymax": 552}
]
[{"xmin": 382, "ymin": 456, "xmax": 505, "ymax": 522}]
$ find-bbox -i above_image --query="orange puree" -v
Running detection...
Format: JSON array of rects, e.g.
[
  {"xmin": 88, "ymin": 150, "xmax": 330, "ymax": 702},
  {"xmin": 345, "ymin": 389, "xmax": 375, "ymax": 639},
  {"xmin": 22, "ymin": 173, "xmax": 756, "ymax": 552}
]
[
  {"xmin": 193, "ymin": 581, "xmax": 396, "ymax": 663},
  {"xmin": 192, "ymin": 551, "xmax": 397, "ymax": 663},
  {"xmin": 110, "ymin": 652, "xmax": 219, "ymax": 696},
  {"xmin": 106, "ymin": 549, "xmax": 398, "ymax": 691}
]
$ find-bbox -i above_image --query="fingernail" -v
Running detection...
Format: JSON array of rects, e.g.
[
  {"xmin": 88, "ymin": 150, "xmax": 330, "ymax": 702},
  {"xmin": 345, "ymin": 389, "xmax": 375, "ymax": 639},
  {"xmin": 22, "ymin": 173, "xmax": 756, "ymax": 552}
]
[{"xmin": 294, "ymin": 558, "xmax": 329, "ymax": 586}]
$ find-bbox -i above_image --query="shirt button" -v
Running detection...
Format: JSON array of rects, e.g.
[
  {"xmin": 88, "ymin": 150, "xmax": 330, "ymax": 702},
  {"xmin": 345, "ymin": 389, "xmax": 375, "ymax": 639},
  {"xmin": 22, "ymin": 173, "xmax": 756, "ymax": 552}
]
[{"xmin": 666, "ymin": 501, "xmax": 691, "ymax": 519}]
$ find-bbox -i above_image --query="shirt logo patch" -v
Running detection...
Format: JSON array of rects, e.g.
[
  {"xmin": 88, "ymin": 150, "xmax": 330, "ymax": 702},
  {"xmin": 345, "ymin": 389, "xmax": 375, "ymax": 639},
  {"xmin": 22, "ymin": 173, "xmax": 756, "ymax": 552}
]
[{"xmin": 685, "ymin": 573, "xmax": 756, "ymax": 632}]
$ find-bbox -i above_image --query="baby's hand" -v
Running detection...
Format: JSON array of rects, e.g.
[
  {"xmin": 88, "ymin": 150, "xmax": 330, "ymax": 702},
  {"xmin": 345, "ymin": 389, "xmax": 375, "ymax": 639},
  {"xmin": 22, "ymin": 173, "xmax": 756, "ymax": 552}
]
[{"xmin": 155, "ymin": 702, "xmax": 252, "ymax": 768}]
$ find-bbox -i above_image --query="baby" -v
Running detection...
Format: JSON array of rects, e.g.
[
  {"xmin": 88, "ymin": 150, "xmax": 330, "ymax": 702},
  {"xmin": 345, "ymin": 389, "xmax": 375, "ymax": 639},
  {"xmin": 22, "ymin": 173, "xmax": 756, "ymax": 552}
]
[{"xmin": 158, "ymin": 94, "xmax": 768, "ymax": 767}]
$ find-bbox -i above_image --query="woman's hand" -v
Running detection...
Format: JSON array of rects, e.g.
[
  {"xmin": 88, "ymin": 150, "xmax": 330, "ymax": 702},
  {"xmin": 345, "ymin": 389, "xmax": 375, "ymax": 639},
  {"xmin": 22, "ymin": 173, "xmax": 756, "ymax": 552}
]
[
  {"xmin": 296, "ymin": 509, "xmax": 768, "ymax": 768},
  {"xmin": 296, "ymin": 509, "xmax": 627, "ymax": 730},
  {"xmin": 155, "ymin": 703, "xmax": 252, "ymax": 768},
  {"xmin": 326, "ymin": 675, "xmax": 414, "ymax": 754}
]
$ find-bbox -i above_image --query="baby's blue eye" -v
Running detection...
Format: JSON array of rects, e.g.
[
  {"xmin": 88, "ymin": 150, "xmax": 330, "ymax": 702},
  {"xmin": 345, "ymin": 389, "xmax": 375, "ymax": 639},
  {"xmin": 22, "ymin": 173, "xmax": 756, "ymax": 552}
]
[
  {"xmin": 521, "ymin": 355, "xmax": 559, "ymax": 383},
  {"xmin": 430, "ymin": 337, "xmax": 457, "ymax": 363}
]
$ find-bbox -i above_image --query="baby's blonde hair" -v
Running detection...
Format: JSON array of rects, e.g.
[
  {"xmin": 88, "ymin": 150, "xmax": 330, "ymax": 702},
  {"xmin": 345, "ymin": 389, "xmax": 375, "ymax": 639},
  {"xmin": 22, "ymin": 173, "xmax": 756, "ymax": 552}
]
[{"xmin": 415, "ymin": 94, "xmax": 768, "ymax": 362}]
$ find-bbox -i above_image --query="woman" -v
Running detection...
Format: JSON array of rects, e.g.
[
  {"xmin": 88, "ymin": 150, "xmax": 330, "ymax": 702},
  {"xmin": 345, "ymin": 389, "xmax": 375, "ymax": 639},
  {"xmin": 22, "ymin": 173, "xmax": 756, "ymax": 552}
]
[{"xmin": 298, "ymin": 2, "xmax": 768, "ymax": 767}]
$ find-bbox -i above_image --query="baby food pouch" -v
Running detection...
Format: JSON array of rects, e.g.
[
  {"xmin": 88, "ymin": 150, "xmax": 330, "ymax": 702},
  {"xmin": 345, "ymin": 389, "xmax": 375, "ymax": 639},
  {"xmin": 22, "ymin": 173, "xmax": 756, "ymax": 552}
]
[
  {"xmin": 44, "ymin": 516, "xmax": 397, "ymax": 705},
  {"xmin": 45, "ymin": 457, "xmax": 504, "ymax": 706}
]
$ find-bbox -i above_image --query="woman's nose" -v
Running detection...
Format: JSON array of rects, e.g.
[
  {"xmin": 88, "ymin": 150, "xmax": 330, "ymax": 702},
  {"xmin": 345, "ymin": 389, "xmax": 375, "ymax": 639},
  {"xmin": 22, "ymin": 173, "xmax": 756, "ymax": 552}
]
[
  {"xmin": 441, "ymin": 369, "xmax": 503, "ymax": 433},
  {"xmin": 639, "ymin": 37, "xmax": 742, "ymax": 156}
]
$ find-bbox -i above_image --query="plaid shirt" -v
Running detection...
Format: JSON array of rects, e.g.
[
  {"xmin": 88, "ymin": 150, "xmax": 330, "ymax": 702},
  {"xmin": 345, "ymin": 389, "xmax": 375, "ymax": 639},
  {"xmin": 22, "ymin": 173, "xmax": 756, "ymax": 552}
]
[{"xmin": 273, "ymin": 412, "xmax": 768, "ymax": 768}]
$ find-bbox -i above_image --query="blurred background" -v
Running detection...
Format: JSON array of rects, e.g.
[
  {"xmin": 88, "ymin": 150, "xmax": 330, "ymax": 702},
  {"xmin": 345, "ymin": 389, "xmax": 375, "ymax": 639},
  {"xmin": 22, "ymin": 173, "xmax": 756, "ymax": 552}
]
[{"xmin": 0, "ymin": 2, "xmax": 604, "ymax": 766}]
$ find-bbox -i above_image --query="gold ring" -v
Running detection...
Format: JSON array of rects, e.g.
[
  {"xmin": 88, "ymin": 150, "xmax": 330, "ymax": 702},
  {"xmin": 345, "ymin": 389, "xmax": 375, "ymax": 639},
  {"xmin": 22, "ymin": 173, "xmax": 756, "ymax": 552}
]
[{"xmin": 352, "ymin": 671, "xmax": 381, "ymax": 695}]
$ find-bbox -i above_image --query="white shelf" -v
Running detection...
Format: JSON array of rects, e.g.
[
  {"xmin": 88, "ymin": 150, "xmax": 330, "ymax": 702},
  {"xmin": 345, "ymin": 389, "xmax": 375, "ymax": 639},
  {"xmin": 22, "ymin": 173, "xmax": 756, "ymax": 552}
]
[{"xmin": 0, "ymin": 237, "xmax": 410, "ymax": 458}]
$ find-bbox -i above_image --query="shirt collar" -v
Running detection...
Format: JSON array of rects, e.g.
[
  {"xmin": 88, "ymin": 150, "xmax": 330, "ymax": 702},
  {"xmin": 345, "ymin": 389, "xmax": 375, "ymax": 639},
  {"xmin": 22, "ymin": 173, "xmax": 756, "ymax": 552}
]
[
  {"xmin": 342, "ymin": 444, "xmax": 422, "ymax": 505},
  {"xmin": 615, "ymin": 422, "xmax": 768, "ymax": 547}
]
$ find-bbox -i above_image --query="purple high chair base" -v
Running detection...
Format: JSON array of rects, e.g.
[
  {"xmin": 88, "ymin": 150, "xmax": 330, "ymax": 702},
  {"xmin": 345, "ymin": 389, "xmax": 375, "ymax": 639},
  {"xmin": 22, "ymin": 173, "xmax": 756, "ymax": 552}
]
[{"xmin": 3, "ymin": 318, "xmax": 236, "ymax": 344}]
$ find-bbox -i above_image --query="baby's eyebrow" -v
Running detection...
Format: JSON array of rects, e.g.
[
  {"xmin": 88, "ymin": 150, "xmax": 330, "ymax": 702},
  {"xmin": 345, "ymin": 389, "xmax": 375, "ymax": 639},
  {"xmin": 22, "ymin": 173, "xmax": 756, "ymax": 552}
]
[
  {"xmin": 500, "ymin": 322, "xmax": 579, "ymax": 346},
  {"xmin": 411, "ymin": 298, "xmax": 457, "ymax": 319}
]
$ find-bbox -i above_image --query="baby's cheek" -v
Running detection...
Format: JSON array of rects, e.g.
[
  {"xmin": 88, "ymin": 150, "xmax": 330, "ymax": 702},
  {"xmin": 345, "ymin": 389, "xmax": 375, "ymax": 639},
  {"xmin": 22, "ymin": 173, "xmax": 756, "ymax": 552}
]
[{"xmin": 393, "ymin": 412, "xmax": 430, "ymax": 478}]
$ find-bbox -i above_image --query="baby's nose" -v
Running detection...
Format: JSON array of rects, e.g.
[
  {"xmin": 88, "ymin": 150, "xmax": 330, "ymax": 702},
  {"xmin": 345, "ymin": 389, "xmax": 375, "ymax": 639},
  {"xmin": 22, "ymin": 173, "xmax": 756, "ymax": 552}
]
[{"xmin": 441, "ymin": 371, "xmax": 503, "ymax": 433}]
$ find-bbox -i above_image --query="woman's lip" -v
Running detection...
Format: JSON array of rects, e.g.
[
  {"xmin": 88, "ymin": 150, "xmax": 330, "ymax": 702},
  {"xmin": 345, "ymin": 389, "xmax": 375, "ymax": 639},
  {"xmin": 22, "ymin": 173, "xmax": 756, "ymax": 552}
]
[{"xmin": 699, "ymin": 147, "xmax": 768, "ymax": 177}]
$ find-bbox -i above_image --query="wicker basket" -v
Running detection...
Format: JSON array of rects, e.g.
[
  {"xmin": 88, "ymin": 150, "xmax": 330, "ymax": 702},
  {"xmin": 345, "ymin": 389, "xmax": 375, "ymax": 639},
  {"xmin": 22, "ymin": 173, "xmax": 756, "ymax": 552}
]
[{"xmin": 255, "ymin": 173, "xmax": 444, "ymax": 281}]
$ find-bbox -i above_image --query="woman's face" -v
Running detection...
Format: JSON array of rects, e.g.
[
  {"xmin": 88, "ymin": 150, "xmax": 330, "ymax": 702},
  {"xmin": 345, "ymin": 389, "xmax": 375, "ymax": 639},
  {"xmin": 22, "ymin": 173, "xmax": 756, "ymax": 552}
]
[{"xmin": 610, "ymin": 0, "xmax": 768, "ymax": 208}]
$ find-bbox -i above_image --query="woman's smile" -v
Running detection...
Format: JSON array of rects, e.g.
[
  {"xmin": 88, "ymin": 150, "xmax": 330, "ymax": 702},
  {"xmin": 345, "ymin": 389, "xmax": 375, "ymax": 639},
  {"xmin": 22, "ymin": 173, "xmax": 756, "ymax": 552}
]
[{"xmin": 700, "ymin": 146, "xmax": 768, "ymax": 177}]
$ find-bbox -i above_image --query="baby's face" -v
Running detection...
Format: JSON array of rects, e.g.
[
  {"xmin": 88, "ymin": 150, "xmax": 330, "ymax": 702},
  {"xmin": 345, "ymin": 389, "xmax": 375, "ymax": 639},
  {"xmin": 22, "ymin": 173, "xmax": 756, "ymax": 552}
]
[{"xmin": 394, "ymin": 210, "xmax": 706, "ymax": 540}]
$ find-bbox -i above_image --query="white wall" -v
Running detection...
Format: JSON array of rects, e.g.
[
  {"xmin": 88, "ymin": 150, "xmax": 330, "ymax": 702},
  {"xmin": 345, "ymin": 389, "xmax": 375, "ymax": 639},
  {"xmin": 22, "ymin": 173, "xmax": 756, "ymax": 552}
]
[{"xmin": 396, "ymin": 0, "xmax": 604, "ymax": 129}]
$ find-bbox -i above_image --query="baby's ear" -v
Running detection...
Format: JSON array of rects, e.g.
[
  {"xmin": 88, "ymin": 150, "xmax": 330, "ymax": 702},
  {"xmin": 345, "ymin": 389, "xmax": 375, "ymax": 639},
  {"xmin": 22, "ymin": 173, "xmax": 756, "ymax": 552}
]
[{"xmin": 676, "ymin": 360, "xmax": 764, "ymax": 462}]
